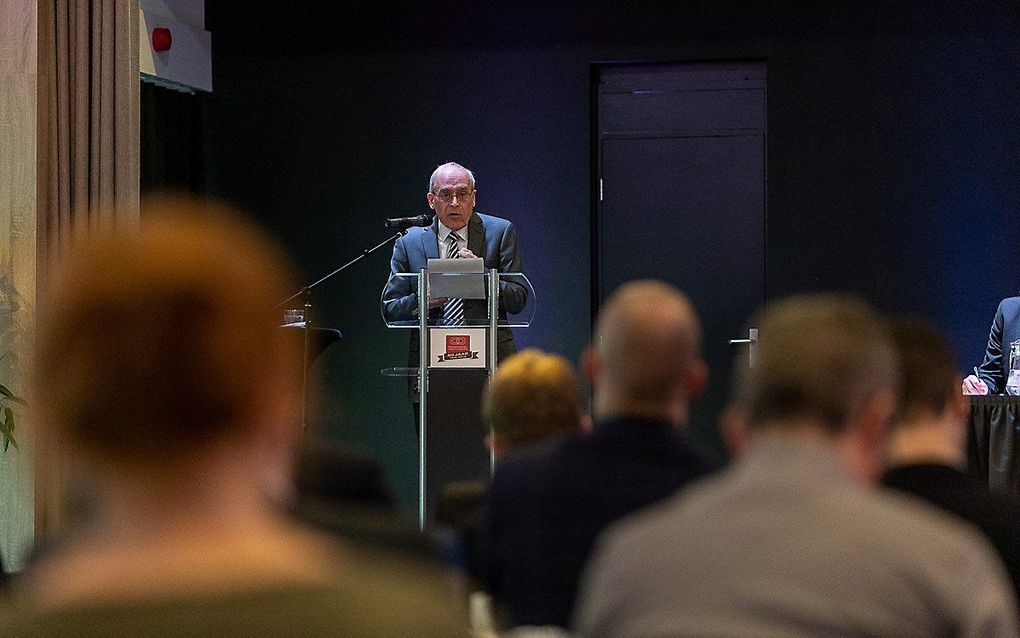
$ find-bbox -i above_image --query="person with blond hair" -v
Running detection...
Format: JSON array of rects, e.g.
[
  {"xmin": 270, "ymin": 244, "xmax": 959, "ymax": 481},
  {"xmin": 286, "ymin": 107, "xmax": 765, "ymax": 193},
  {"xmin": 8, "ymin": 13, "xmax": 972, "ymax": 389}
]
[
  {"xmin": 438, "ymin": 349, "xmax": 587, "ymax": 594},
  {"xmin": 482, "ymin": 348, "xmax": 589, "ymax": 457}
]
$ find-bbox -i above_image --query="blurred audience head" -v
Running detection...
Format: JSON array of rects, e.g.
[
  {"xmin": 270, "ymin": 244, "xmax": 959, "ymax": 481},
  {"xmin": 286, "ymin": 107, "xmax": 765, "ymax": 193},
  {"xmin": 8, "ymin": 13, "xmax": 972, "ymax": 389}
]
[
  {"xmin": 482, "ymin": 348, "xmax": 586, "ymax": 457},
  {"xmin": 38, "ymin": 195, "xmax": 302, "ymax": 487},
  {"xmin": 725, "ymin": 294, "xmax": 897, "ymax": 482},
  {"xmin": 889, "ymin": 317, "xmax": 962, "ymax": 423},
  {"xmin": 884, "ymin": 316, "xmax": 968, "ymax": 467},
  {"xmin": 583, "ymin": 280, "xmax": 705, "ymax": 427},
  {"xmin": 292, "ymin": 437, "xmax": 396, "ymax": 509},
  {"xmin": 289, "ymin": 436, "xmax": 447, "ymax": 563}
]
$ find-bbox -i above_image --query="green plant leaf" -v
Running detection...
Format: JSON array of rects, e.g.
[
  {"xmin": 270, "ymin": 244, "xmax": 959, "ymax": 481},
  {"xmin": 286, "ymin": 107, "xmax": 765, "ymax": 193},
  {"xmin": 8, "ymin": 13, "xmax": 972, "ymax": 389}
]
[
  {"xmin": 0, "ymin": 383, "xmax": 27, "ymax": 406},
  {"xmin": 1, "ymin": 405, "xmax": 15, "ymax": 451}
]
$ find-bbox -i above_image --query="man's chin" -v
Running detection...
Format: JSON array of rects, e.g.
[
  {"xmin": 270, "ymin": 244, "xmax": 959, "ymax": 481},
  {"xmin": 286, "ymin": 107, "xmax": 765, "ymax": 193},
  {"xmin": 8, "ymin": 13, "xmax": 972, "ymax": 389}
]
[{"xmin": 444, "ymin": 216, "xmax": 469, "ymax": 231}]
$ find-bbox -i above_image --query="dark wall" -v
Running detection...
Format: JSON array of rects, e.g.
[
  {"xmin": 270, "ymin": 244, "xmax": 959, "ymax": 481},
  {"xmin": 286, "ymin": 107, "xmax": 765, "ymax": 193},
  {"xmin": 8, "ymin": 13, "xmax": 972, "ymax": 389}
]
[{"xmin": 201, "ymin": 1, "xmax": 1020, "ymax": 512}]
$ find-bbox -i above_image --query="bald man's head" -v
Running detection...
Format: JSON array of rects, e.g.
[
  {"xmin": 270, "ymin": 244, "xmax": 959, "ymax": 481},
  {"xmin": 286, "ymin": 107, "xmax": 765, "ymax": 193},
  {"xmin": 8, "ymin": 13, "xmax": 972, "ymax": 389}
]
[{"xmin": 585, "ymin": 280, "xmax": 706, "ymax": 424}]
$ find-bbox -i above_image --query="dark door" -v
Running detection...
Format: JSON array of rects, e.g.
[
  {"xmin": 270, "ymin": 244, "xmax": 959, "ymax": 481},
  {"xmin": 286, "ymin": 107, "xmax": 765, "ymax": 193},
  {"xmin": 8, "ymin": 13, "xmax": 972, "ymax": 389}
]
[{"xmin": 595, "ymin": 61, "xmax": 766, "ymax": 456}]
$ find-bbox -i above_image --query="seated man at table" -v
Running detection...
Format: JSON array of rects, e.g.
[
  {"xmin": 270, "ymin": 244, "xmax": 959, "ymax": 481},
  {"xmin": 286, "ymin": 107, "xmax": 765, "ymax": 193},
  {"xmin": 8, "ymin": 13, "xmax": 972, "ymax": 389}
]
[
  {"xmin": 963, "ymin": 296, "xmax": 1020, "ymax": 394},
  {"xmin": 882, "ymin": 316, "xmax": 1020, "ymax": 596}
]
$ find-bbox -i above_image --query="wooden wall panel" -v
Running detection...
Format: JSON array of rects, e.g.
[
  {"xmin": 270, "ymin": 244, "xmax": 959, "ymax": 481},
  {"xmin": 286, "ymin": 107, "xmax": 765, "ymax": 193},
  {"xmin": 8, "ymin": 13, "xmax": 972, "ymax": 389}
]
[{"xmin": 0, "ymin": 0, "xmax": 37, "ymax": 572}]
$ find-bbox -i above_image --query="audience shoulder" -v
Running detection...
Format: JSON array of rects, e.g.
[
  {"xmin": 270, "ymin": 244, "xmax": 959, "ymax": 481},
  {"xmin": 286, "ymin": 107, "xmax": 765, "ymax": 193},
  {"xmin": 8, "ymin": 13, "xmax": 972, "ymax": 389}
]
[
  {"xmin": 573, "ymin": 484, "xmax": 699, "ymax": 636},
  {"xmin": 875, "ymin": 487, "xmax": 1014, "ymax": 567},
  {"xmin": 870, "ymin": 488, "xmax": 1018, "ymax": 625}
]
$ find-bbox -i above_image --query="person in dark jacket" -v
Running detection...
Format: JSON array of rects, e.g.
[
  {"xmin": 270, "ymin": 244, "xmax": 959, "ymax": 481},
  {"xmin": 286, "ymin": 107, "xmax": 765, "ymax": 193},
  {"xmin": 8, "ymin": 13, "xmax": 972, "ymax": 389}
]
[
  {"xmin": 479, "ymin": 280, "xmax": 719, "ymax": 630},
  {"xmin": 884, "ymin": 316, "xmax": 1020, "ymax": 599}
]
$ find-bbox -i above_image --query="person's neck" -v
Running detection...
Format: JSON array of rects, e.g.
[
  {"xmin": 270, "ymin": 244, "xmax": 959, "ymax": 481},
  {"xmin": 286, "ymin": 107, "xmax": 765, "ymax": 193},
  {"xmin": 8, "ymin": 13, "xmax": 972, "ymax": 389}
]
[
  {"xmin": 96, "ymin": 470, "xmax": 271, "ymax": 544},
  {"xmin": 595, "ymin": 392, "xmax": 688, "ymax": 430},
  {"xmin": 885, "ymin": 415, "xmax": 965, "ymax": 470},
  {"xmin": 753, "ymin": 420, "xmax": 878, "ymax": 487},
  {"xmin": 22, "ymin": 453, "xmax": 340, "ymax": 609},
  {"xmin": 78, "ymin": 437, "xmax": 292, "ymax": 546}
]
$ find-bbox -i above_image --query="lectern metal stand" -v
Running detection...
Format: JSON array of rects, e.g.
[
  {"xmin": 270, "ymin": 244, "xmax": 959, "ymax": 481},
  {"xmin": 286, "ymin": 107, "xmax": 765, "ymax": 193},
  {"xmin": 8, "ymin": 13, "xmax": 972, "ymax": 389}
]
[
  {"xmin": 382, "ymin": 270, "xmax": 535, "ymax": 528},
  {"xmin": 417, "ymin": 271, "xmax": 429, "ymax": 527},
  {"xmin": 415, "ymin": 268, "xmax": 503, "ymax": 528}
]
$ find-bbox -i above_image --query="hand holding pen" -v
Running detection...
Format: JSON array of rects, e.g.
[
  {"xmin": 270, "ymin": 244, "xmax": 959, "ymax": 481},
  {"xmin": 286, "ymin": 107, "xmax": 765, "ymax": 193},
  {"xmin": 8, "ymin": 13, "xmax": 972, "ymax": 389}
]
[{"xmin": 963, "ymin": 366, "xmax": 989, "ymax": 395}]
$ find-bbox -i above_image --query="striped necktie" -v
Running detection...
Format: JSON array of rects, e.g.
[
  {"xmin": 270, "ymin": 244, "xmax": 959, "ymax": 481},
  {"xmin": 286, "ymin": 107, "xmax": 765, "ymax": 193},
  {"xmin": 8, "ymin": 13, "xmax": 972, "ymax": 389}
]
[{"xmin": 441, "ymin": 233, "xmax": 465, "ymax": 326}]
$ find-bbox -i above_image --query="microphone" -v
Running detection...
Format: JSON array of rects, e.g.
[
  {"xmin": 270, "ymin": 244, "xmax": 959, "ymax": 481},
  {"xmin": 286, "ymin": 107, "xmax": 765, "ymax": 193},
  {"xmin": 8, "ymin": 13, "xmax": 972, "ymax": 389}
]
[{"xmin": 384, "ymin": 214, "xmax": 431, "ymax": 229}]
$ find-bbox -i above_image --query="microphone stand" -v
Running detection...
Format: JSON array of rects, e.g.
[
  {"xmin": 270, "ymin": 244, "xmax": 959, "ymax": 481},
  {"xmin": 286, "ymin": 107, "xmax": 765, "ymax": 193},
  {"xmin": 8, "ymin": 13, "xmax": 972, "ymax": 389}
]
[{"xmin": 279, "ymin": 228, "xmax": 411, "ymax": 431}]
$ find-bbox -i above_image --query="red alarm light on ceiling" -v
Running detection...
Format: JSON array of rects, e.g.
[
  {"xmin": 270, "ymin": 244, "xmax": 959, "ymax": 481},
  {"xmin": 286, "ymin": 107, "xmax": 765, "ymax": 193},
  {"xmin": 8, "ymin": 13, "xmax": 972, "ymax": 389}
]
[{"xmin": 152, "ymin": 27, "xmax": 172, "ymax": 52}]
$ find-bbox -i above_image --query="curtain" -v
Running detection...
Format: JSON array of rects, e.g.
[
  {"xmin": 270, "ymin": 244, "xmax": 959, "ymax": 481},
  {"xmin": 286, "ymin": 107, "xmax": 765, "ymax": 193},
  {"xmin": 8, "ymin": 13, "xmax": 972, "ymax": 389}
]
[{"xmin": 36, "ymin": 0, "xmax": 139, "ymax": 536}]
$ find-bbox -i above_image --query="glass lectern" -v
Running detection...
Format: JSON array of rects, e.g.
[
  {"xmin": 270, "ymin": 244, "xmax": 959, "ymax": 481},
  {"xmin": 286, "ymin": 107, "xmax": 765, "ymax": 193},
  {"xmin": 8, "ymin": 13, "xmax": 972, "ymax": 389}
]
[{"xmin": 381, "ymin": 269, "xmax": 535, "ymax": 527}]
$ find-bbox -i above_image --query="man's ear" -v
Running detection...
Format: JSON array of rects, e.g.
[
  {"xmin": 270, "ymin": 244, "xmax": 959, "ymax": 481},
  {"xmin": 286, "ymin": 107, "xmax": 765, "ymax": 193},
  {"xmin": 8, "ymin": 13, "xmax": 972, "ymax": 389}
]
[
  {"xmin": 720, "ymin": 405, "xmax": 750, "ymax": 459},
  {"xmin": 683, "ymin": 358, "xmax": 708, "ymax": 401},
  {"xmin": 946, "ymin": 376, "xmax": 970, "ymax": 448},
  {"xmin": 851, "ymin": 388, "xmax": 897, "ymax": 483},
  {"xmin": 857, "ymin": 389, "xmax": 896, "ymax": 447},
  {"xmin": 949, "ymin": 375, "xmax": 969, "ymax": 422}
]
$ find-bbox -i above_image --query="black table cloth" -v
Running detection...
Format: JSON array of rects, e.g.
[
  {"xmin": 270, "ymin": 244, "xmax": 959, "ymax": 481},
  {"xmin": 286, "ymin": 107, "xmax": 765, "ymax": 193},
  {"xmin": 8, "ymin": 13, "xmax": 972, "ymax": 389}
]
[{"xmin": 968, "ymin": 395, "xmax": 1020, "ymax": 496}]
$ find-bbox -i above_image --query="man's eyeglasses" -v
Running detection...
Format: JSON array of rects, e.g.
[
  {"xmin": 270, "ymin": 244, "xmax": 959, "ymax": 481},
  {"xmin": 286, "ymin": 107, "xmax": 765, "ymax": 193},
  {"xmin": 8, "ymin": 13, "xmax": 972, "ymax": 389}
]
[{"xmin": 432, "ymin": 189, "xmax": 474, "ymax": 203}]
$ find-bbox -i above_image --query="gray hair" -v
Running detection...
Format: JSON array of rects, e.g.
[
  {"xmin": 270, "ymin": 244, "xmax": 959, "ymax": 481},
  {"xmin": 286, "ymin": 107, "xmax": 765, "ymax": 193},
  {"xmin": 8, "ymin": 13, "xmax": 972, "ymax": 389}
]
[{"xmin": 428, "ymin": 162, "xmax": 476, "ymax": 193}]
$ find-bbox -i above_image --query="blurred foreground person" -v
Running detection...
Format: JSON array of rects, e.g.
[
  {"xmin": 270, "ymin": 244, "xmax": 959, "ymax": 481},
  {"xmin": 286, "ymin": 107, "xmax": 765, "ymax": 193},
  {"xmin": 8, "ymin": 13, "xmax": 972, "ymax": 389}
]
[
  {"xmin": 882, "ymin": 316, "xmax": 1020, "ymax": 597},
  {"xmin": 289, "ymin": 435, "xmax": 446, "ymax": 564},
  {"xmin": 575, "ymin": 295, "xmax": 1018, "ymax": 637},
  {"xmin": 480, "ymin": 281, "xmax": 719, "ymax": 631},
  {"xmin": 0, "ymin": 197, "xmax": 467, "ymax": 637}
]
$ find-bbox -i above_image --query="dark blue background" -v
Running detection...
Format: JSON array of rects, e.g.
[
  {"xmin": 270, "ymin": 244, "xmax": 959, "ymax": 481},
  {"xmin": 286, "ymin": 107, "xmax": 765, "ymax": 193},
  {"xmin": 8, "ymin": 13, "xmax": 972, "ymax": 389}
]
[{"xmin": 199, "ymin": 1, "xmax": 1020, "ymax": 512}]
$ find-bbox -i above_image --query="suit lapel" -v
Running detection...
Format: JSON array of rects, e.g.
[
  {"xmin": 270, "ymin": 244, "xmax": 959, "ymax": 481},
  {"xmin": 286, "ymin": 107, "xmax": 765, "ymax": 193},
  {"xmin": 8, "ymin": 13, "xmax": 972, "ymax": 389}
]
[
  {"xmin": 467, "ymin": 213, "xmax": 485, "ymax": 261},
  {"xmin": 421, "ymin": 218, "xmax": 440, "ymax": 261}
]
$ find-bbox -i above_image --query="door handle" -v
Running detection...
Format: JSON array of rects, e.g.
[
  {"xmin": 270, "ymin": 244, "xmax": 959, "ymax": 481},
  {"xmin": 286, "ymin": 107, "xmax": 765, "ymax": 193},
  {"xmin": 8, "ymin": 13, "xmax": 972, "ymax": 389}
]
[{"xmin": 729, "ymin": 328, "xmax": 758, "ymax": 367}]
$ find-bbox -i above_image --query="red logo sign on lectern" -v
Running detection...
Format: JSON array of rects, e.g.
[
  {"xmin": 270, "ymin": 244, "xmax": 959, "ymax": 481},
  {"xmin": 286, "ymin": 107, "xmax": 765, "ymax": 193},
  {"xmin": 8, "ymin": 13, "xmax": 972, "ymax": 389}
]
[
  {"xmin": 431, "ymin": 328, "xmax": 485, "ymax": 367},
  {"xmin": 446, "ymin": 335, "xmax": 470, "ymax": 353}
]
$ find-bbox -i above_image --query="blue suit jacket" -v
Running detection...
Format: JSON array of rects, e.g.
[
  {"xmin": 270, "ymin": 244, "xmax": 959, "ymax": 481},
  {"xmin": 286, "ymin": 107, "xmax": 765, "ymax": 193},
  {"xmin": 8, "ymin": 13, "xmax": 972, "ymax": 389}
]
[
  {"xmin": 381, "ymin": 212, "xmax": 526, "ymax": 375},
  {"xmin": 479, "ymin": 417, "xmax": 720, "ymax": 629},
  {"xmin": 975, "ymin": 296, "xmax": 1020, "ymax": 394}
]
